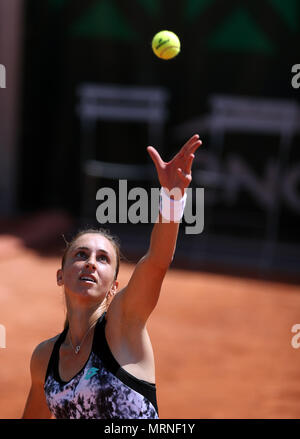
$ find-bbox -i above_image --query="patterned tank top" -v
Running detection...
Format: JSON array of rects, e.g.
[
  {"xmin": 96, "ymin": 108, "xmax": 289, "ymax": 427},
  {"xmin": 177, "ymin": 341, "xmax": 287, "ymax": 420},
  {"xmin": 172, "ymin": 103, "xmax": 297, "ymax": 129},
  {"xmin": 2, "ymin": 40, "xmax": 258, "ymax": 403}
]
[{"xmin": 44, "ymin": 312, "xmax": 159, "ymax": 419}]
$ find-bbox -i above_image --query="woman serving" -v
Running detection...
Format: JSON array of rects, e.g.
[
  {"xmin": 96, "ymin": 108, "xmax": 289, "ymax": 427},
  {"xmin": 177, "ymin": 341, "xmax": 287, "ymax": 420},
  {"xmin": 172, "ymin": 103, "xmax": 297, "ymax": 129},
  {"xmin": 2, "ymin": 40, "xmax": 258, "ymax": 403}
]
[{"xmin": 22, "ymin": 134, "xmax": 202, "ymax": 419}]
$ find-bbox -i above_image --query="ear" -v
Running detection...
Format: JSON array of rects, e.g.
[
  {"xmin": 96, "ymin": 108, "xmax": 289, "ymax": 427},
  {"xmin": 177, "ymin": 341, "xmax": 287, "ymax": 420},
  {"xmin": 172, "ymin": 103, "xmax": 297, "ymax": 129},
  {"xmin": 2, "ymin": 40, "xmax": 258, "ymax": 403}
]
[
  {"xmin": 57, "ymin": 269, "xmax": 64, "ymax": 286},
  {"xmin": 108, "ymin": 280, "xmax": 119, "ymax": 298}
]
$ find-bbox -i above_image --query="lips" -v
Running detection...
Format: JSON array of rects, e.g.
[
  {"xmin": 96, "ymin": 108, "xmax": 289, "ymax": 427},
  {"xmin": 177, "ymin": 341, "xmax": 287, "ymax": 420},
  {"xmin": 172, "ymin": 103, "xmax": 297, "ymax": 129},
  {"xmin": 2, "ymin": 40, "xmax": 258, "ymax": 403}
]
[{"xmin": 79, "ymin": 274, "xmax": 97, "ymax": 284}]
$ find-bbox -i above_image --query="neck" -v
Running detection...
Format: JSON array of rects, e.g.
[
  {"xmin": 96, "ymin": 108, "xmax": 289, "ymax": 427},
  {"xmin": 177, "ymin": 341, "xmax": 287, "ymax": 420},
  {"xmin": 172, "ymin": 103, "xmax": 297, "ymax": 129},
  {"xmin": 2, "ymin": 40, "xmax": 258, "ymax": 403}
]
[{"xmin": 65, "ymin": 302, "xmax": 106, "ymax": 347}]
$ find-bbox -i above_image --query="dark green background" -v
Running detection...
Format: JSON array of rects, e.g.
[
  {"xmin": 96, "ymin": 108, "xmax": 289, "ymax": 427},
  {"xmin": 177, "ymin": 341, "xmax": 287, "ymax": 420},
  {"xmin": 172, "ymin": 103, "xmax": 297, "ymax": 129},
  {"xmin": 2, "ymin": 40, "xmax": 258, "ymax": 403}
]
[{"xmin": 18, "ymin": 0, "xmax": 300, "ymax": 276}]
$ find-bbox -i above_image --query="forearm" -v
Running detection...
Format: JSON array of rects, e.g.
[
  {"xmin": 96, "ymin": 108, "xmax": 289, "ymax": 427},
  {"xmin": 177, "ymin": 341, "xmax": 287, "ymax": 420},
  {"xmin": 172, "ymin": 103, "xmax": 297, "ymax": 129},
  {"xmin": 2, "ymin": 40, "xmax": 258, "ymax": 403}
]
[
  {"xmin": 147, "ymin": 212, "xmax": 180, "ymax": 269},
  {"xmin": 145, "ymin": 134, "xmax": 201, "ymax": 269}
]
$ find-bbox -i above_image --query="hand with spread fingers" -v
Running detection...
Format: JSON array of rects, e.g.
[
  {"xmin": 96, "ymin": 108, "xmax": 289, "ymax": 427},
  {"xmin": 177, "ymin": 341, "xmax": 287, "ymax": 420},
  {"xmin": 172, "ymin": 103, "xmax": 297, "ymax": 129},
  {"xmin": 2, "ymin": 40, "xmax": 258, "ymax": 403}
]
[{"xmin": 147, "ymin": 134, "xmax": 202, "ymax": 198}]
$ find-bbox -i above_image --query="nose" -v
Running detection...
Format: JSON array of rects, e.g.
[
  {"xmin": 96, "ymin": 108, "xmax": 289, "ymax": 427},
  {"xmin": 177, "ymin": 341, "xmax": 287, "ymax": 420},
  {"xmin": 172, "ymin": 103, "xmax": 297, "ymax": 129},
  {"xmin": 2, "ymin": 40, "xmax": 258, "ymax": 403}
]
[
  {"xmin": 85, "ymin": 261, "xmax": 96, "ymax": 270},
  {"xmin": 85, "ymin": 255, "xmax": 96, "ymax": 270}
]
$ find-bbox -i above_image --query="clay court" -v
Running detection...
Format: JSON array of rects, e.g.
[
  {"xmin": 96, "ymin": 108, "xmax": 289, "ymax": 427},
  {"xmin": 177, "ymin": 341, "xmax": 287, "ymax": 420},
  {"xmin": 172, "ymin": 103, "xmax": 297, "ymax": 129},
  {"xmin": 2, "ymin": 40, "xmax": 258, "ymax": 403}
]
[{"xmin": 0, "ymin": 211, "xmax": 300, "ymax": 419}]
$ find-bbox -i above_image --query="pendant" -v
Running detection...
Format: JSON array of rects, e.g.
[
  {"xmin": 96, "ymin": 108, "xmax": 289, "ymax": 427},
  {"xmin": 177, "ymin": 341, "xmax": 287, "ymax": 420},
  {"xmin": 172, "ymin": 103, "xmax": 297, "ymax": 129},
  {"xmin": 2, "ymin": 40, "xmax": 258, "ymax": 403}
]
[{"xmin": 75, "ymin": 345, "xmax": 80, "ymax": 354}]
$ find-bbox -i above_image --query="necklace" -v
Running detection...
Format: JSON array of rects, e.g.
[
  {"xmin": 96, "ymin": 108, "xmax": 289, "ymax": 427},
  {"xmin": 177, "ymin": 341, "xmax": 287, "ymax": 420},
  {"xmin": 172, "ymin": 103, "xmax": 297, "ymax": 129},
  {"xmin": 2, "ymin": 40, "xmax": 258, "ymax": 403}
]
[{"xmin": 68, "ymin": 320, "xmax": 97, "ymax": 355}]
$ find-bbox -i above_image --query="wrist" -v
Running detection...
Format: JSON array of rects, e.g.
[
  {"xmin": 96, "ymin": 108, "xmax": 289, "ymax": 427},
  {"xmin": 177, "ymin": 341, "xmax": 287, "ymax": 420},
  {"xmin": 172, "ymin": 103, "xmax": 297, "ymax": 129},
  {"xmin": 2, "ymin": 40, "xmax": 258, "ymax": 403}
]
[
  {"xmin": 161, "ymin": 186, "xmax": 184, "ymax": 200},
  {"xmin": 159, "ymin": 187, "xmax": 187, "ymax": 222}
]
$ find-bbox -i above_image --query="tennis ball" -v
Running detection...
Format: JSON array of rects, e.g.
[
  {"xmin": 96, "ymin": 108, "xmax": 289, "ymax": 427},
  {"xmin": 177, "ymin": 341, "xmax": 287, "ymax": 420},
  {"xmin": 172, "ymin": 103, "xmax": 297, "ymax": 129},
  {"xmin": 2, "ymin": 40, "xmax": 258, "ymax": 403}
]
[{"xmin": 152, "ymin": 30, "xmax": 180, "ymax": 60}]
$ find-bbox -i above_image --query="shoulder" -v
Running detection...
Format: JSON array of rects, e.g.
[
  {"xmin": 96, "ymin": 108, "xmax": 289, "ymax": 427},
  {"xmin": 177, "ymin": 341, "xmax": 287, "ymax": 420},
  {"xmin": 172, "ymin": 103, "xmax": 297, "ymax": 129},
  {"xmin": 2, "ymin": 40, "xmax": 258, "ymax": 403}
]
[
  {"xmin": 105, "ymin": 295, "xmax": 156, "ymax": 382},
  {"xmin": 30, "ymin": 334, "xmax": 60, "ymax": 384}
]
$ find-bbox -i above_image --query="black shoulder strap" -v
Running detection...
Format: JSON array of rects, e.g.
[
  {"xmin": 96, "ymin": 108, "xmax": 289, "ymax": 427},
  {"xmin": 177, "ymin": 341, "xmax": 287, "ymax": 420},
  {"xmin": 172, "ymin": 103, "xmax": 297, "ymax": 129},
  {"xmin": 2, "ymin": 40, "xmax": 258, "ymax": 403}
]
[{"xmin": 44, "ymin": 327, "xmax": 68, "ymax": 383}]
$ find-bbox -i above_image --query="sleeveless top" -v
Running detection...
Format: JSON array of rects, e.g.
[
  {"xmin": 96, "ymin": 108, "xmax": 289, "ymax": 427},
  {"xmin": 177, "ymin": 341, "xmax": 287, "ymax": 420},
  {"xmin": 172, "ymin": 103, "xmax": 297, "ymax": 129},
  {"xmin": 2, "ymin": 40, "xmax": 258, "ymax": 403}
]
[{"xmin": 44, "ymin": 312, "xmax": 159, "ymax": 419}]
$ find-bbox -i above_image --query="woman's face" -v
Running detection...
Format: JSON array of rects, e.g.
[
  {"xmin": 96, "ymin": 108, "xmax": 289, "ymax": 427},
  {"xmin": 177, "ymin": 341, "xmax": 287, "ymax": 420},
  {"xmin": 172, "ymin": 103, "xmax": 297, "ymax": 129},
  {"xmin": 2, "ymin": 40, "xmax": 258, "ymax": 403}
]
[{"xmin": 57, "ymin": 233, "xmax": 118, "ymax": 303}]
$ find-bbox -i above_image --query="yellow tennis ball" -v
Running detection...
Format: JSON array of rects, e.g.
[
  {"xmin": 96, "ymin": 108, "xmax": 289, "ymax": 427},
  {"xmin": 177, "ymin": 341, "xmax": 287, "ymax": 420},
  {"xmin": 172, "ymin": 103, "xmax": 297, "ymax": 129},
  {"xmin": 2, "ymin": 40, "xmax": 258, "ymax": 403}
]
[{"xmin": 152, "ymin": 30, "xmax": 180, "ymax": 60}]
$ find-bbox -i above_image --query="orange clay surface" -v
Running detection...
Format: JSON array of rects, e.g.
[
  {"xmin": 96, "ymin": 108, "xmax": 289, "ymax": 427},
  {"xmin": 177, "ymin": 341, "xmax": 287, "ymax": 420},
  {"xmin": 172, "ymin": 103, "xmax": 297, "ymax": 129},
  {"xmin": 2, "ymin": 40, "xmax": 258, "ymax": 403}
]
[{"xmin": 0, "ymin": 211, "xmax": 300, "ymax": 419}]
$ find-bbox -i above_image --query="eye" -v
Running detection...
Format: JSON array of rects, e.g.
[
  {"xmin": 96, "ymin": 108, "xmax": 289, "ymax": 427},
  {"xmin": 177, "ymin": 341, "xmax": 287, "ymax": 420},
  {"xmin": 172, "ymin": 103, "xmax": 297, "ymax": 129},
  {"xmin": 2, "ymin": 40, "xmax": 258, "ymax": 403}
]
[
  {"xmin": 98, "ymin": 254, "xmax": 108, "ymax": 262},
  {"xmin": 75, "ymin": 250, "xmax": 87, "ymax": 258}
]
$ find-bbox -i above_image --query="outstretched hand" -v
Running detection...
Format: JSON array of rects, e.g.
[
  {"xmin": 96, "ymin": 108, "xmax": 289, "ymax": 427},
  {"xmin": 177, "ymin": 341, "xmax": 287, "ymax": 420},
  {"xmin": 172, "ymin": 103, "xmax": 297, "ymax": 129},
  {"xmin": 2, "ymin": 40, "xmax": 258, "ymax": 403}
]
[{"xmin": 147, "ymin": 134, "xmax": 202, "ymax": 198}]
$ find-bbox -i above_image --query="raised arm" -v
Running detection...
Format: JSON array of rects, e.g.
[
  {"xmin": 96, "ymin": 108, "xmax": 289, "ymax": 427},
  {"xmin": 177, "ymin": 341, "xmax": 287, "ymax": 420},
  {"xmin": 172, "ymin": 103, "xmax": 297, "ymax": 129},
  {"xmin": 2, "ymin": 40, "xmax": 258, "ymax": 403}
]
[
  {"xmin": 109, "ymin": 134, "xmax": 202, "ymax": 324},
  {"xmin": 145, "ymin": 134, "xmax": 202, "ymax": 268}
]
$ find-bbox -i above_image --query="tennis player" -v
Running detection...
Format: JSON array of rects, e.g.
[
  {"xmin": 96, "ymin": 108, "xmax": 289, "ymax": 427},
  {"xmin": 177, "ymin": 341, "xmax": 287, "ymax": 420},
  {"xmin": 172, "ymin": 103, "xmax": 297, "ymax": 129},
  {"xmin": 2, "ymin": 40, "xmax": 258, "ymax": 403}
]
[{"xmin": 22, "ymin": 134, "xmax": 202, "ymax": 419}]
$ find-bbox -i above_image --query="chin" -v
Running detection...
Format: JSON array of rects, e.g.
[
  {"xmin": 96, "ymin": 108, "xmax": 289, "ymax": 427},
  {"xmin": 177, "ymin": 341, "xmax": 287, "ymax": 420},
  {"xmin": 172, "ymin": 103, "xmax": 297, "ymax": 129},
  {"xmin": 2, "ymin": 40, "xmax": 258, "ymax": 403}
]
[{"xmin": 72, "ymin": 286, "xmax": 105, "ymax": 302}]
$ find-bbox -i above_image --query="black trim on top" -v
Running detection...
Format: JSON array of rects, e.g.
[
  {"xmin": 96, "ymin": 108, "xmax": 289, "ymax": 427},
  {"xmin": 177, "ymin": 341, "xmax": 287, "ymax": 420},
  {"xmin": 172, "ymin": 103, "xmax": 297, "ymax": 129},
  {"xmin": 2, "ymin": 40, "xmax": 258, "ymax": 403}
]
[
  {"xmin": 45, "ymin": 315, "xmax": 104, "ymax": 386},
  {"xmin": 44, "ymin": 327, "xmax": 68, "ymax": 383},
  {"xmin": 94, "ymin": 313, "xmax": 159, "ymax": 414}
]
